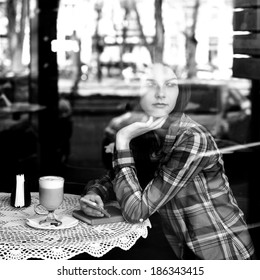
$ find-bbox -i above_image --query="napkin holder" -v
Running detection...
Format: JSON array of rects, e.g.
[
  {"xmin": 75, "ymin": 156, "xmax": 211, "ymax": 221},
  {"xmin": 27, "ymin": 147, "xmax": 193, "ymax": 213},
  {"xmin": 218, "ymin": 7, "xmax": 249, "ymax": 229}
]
[{"xmin": 10, "ymin": 174, "xmax": 31, "ymax": 208}]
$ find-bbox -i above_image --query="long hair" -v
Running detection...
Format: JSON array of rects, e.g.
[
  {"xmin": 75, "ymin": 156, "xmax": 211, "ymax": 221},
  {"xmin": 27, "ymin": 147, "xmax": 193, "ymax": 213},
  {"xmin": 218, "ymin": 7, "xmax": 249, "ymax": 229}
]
[{"xmin": 172, "ymin": 81, "xmax": 191, "ymax": 113}]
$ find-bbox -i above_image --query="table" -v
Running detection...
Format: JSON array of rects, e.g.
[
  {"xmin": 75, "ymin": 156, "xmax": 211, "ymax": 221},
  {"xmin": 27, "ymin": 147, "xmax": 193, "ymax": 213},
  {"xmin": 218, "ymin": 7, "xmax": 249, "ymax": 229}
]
[
  {"xmin": 0, "ymin": 192, "xmax": 151, "ymax": 260},
  {"xmin": 0, "ymin": 102, "xmax": 45, "ymax": 118},
  {"xmin": 0, "ymin": 102, "xmax": 45, "ymax": 132},
  {"xmin": 0, "ymin": 118, "xmax": 25, "ymax": 133}
]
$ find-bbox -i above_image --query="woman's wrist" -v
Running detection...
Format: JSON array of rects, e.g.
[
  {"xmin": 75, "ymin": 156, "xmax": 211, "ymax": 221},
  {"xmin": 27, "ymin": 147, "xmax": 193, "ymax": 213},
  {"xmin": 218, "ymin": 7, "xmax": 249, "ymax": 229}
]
[{"xmin": 116, "ymin": 131, "xmax": 130, "ymax": 150}]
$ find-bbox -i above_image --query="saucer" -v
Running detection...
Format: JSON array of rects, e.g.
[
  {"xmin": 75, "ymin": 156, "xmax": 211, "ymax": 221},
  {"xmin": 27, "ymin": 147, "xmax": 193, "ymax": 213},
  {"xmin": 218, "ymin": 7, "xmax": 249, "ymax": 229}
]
[{"xmin": 26, "ymin": 215, "xmax": 78, "ymax": 230}]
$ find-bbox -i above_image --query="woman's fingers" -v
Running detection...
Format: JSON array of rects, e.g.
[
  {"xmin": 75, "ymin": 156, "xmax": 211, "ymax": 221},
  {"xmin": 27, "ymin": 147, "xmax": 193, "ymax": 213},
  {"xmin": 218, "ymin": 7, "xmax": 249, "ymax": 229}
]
[
  {"xmin": 116, "ymin": 115, "xmax": 167, "ymax": 144},
  {"xmin": 146, "ymin": 116, "xmax": 154, "ymax": 125},
  {"xmin": 156, "ymin": 116, "xmax": 167, "ymax": 128},
  {"xmin": 147, "ymin": 116, "xmax": 167, "ymax": 130},
  {"xmin": 81, "ymin": 204, "xmax": 104, "ymax": 217},
  {"xmin": 155, "ymin": 116, "xmax": 167, "ymax": 126},
  {"xmin": 80, "ymin": 195, "xmax": 104, "ymax": 217},
  {"xmin": 135, "ymin": 116, "xmax": 166, "ymax": 131}
]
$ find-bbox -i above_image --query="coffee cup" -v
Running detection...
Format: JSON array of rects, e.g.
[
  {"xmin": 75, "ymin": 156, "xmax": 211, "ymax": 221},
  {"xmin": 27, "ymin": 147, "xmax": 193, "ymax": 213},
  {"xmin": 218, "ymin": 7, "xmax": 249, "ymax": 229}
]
[{"xmin": 35, "ymin": 176, "xmax": 64, "ymax": 225}]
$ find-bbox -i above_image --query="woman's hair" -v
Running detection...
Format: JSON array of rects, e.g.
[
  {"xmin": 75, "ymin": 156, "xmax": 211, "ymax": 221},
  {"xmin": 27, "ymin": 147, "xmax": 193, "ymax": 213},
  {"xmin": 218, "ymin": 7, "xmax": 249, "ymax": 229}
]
[
  {"xmin": 172, "ymin": 82, "xmax": 191, "ymax": 113},
  {"xmin": 158, "ymin": 63, "xmax": 191, "ymax": 114}
]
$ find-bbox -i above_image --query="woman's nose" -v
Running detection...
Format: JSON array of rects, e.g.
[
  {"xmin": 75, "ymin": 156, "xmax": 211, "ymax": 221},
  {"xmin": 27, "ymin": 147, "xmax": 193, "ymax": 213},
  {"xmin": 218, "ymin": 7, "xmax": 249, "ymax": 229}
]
[{"xmin": 155, "ymin": 86, "xmax": 165, "ymax": 99}]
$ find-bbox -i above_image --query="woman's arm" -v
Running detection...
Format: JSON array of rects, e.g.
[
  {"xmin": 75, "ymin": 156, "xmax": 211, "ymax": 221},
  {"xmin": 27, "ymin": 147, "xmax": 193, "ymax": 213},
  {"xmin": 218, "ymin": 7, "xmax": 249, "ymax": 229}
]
[
  {"xmin": 82, "ymin": 171, "xmax": 116, "ymax": 202},
  {"xmin": 113, "ymin": 131, "xmax": 212, "ymax": 223},
  {"xmin": 80, "ymin": 171, "xmax": 117, "ymax": 216}
]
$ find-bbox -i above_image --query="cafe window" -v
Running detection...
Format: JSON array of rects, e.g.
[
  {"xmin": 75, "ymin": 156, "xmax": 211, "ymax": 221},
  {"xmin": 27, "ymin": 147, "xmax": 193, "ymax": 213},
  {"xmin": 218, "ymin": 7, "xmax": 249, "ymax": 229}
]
[{"xmin": 0, "ymin": 1, "xmax": 9, "ymax": 73}]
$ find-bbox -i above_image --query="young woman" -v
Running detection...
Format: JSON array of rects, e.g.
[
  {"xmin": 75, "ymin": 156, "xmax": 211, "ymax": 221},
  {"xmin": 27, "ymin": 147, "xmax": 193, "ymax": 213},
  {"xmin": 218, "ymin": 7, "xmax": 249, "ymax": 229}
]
[{"xmin": 80, "ymin": 63, "xmax": 255, "ymax": 260}]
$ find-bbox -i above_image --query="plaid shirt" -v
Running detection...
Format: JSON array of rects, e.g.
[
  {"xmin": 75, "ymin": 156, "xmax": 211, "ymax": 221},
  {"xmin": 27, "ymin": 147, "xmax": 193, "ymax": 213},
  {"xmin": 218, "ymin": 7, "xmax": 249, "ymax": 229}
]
[{"xmin": 87, "ymin": 114, "xmax": 254, "ymax": 260}]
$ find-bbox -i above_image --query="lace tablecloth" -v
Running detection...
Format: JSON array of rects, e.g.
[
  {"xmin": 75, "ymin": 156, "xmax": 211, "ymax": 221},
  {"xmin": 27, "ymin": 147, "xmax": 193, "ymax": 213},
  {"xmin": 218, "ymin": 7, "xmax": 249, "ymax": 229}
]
[{"xmin": 0, "ymin": 192, "xmax": 151, "ymax": 260}]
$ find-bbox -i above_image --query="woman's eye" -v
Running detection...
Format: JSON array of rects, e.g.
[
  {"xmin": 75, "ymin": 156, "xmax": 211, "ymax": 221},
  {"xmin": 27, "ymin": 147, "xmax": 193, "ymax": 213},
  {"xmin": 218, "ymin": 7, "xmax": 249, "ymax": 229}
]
[
  {"xmin": 165, "ymin": 82, "xmax": 176, "ymax": 88},
  {"xmin": 145, "ymin": 82, "xmax": 156, "ymax": 87}
]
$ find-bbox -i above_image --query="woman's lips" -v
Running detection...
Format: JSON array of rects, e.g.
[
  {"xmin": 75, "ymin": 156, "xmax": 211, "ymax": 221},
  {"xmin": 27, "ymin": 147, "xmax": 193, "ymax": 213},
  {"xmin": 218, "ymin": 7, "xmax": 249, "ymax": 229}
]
[{"xmin": 152, "ymin": 103, "xmax": 168, "ymax": 108}]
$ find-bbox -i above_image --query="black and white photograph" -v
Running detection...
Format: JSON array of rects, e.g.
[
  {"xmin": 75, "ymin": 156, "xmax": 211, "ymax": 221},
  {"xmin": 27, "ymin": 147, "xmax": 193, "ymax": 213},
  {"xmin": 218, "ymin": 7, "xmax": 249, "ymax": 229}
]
[{"xmin": 0, "ymin": 0, "xmax": 259, "ymax": 278}]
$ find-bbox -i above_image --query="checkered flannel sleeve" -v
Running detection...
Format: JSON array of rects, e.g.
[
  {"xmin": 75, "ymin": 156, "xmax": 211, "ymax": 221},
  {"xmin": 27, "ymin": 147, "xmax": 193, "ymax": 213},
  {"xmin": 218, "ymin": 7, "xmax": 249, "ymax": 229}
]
[
  {"xmin": 112, "ymin": 149, "xmax": 136, "ymax": 173},
  {"xmin": 83, "ymin": 172, "xmax": 116, "ymax": 202}
]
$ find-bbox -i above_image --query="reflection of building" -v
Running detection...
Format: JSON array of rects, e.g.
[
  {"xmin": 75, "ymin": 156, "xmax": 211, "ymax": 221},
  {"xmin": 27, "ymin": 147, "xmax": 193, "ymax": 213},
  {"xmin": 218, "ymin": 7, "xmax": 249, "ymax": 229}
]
[
  {"xmin": 164, "ymin": 0, "xmax": 234, "ymax": 78},
  {"xmin": 0, "ymin": 1, "xmax": 9, "ymax": 72},
  {"xmin": 0, "ymin": 0, "xmax": 235, "ymax": 80},
  {"xmin": 56, "ymin": 0, "xmax": 234, "ymax": 80},
  {"xmin": 92, "ymin": 0, "xmax": 155, "ymax": 78}
]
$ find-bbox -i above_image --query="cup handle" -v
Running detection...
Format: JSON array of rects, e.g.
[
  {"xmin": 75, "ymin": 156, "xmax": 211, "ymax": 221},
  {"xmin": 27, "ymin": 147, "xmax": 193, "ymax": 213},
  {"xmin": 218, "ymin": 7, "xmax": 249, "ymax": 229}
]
[{"xmin": 34, "ymin": 204, "xmax": 48, "ymax": 215}]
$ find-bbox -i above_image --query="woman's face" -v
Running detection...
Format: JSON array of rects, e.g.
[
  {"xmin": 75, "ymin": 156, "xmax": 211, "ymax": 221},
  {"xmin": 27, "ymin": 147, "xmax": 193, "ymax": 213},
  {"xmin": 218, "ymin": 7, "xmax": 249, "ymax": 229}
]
[{"xmin": 139, "ymin": 64, "xmax": 179, "ymax": 118}]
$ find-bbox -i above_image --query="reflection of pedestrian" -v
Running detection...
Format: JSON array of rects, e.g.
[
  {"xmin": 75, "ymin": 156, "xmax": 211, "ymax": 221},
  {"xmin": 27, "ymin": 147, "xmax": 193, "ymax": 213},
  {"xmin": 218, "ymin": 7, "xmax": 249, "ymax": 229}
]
[
  {"xmin": 70, "ymin": 31, "xmax": 81, "ymax": 95},
  {"xmin": 57, "ymin": 97, "xmax": 73, "ymax": 163},
  {"xmin": 81, "ymin": 63, "xmax": 255, "ymax": 260},
  {"xmin": 96, "ymin": 37, "xmax": 104, "ymax": 82}
]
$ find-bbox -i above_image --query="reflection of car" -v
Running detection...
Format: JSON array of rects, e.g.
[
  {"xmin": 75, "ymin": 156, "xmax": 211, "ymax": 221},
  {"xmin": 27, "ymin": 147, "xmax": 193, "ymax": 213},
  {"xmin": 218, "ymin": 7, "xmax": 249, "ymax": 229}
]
[
  {"xmin": 100, "ymin": 80, "xmax": 251, "ymax": 150},
  {"xmin": 179, "ymin": 80, "xmax": 251, "ymax": 144}
]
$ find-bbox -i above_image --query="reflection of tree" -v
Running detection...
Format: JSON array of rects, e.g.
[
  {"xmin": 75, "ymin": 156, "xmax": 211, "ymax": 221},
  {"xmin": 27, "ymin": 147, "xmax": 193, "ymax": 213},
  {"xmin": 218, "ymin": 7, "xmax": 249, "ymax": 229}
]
[
  {"xmin": 94, "ymin": 0, "xmax": 165, "ymax": 74},
  {"xmin": 6, "ymin": 0, "xmax": 28, "ymax": 73},
  {"xmin": 183, "ymin": 0, "xmax": 200, "ymax": 78},
  {"xmin": 86, "ymin": 0, "xmax": 204, "ymax": 80},
  {"xmin": 132, "ymin": 0, "xmax": 201, "ymax": 75},
  {"xmin": 130, "ymin": 1, "xmax": 152, "ymax": 60},
  {"xmin": 70, "ymin": 31, "xmax": 82, "ymax": 95},
  {"xmin": 92, "ymin": 0, "xmax": 165, "ymax": 80},
  {"xmin": 153, "ymin": 0, "xmax": 164, "ymax": 63},
  {"xmin": 132, "ymin": 0, "xmax": 164, "ymax": 63},
  {"xmin": 94, "ymin": 1, "xmax": 104, "ymax": 82}
]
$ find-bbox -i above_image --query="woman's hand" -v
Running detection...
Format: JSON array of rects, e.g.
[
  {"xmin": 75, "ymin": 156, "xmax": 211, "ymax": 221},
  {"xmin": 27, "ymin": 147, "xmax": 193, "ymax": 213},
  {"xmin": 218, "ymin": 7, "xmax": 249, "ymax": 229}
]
[
  {"xmin": 116, "ymin": 116, "xmax": 167, "ymax": 150},
  {"xmin": 80, "ymin": 192, "xmax": 105, "ymax": 217}
]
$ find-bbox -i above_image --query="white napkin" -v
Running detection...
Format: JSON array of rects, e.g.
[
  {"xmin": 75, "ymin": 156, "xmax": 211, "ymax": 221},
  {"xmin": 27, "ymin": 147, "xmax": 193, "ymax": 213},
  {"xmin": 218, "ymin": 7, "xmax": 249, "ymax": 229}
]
[{"xmin": 14, "ymin": 174, "xmax": 25, "ymax": 207}]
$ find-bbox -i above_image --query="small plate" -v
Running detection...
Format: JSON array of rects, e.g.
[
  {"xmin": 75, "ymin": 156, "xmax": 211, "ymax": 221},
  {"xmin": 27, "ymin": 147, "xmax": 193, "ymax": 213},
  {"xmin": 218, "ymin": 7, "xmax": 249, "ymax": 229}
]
[{"xmin": 26, "ymin": 215, "xmax": 78, "ymax": 230}]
